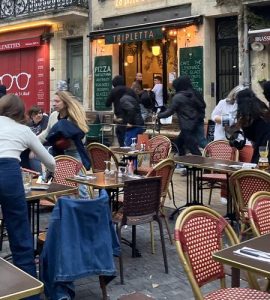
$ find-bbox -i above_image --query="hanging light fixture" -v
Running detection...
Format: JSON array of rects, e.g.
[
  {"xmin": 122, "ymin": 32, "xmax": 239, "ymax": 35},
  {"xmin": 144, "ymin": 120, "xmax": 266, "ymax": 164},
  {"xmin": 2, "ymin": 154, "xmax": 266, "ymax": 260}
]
[{"xmin": 152, "ymin": 45, "xmax": 161, "ymax": 56}]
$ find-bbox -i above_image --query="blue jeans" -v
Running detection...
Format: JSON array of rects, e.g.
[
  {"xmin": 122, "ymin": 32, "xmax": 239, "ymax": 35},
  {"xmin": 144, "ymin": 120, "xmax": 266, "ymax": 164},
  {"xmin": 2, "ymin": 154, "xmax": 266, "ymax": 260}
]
[
  {"xmin": 0, "ymin": 158, "xmax": 39, "ymax": 300},
  {"xmin": 124, "ymin": 127, "xmax": 145, "ymax": 146}
]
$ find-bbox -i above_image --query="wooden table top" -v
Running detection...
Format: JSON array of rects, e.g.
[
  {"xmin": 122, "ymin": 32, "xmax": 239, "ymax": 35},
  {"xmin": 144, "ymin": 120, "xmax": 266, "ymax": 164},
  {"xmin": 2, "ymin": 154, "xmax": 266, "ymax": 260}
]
[
  {"xmin": 0, "ymin": 257, "xmax": 43, "ymax": 300},
  {"xmin": 25, "ymin": 182, "xmax": 78, "ymax": 201},
  {"xmin": 213, "ymin": 233, "xmax": 270, "ymax": 278},
  {"xmin": 110, "ymin": 146, "xmax": 152, "ymax": 156},
  {"xmin": 174, "ymin": 155, "xmax": 245, "ymax": 174},
  {"xmin": 66, "ymin": 172, "xmax": 143, "ymax": 189}
]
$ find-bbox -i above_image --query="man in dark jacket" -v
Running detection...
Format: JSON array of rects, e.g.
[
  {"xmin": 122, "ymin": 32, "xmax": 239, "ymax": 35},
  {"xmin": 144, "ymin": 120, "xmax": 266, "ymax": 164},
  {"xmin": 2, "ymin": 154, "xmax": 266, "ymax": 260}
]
[
  {"xmin": 158, "ymin": 75, "xmax": 202, "ymax": 156},
  {"xmin": 119, "ymin": 91, "xmax": 144, "ymax": 146},
  {"xmin": 106, "ymin": 75, "xmax": 137, "ymax": 146}
]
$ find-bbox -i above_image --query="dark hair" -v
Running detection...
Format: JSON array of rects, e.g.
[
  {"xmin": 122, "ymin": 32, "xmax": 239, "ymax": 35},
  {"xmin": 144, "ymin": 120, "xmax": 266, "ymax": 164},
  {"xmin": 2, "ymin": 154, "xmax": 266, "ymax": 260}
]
[
  {"xmin": 28, "ymin": 105, "xmax": 43, "ymax": 118},
  {"xmin": 154, "ymin": 76, "xmax": 162, "ymax": 82},
  {"xmin": 172, "ymin": 75, "xmax": 192, "ymax": 92},
  {"xmin": 236, "ymin": 88, "xmax": 270, "ymax": 128},
  {"xmin": 0, "ymin": 94, "xmax": 26, "ymax": 123}
]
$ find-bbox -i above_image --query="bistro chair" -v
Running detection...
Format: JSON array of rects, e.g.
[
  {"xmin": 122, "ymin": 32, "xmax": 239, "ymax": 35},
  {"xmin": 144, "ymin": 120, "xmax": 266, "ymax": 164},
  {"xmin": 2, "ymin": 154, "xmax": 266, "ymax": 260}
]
[
  {"xmin": 137, "ymin": 135, "xmax": 172, "ymax": 175},
  {"xmin": 113, "ymin": 177, "xmax": 168, "ymax": 284},
  {"xmin": 39, "ymin": 190, "xmax": 119, "ymax": 300},
  {"xmin": 200, "ymin": 140, "xmax": 239, "ymax": 205},
  {"xmin": 42, "ymin": 155, "xmax": 89, "ymax": 204},
  {"xmin": 86, "ymin": 142, "xmax": 119, "ymax": 173},
  {"xmin": 146, "ymin": 158, "xmax": 176, "ymax": 247},
  {"xmin": 174, "ymin": 205, "xmax": 270, "ymax": 300},
  {"xmin": 229, "ymin": 169, "xmax": 270, "ymax": 240},
  {"xmin": 248, "ymin": 191, "xmax": 270, "ymax": 237}
]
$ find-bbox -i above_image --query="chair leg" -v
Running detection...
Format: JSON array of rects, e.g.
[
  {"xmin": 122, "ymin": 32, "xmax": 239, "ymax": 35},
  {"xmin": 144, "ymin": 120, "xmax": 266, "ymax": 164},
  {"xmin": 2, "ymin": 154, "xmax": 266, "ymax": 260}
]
[
  {"xmin": 160, "ymin": 207, "xmax": 173, "ymax": 245},
  {"xmin": 150, "ymin": 222, "xmax": 155, "ymax": 254},
  {"xmin": 155, "ymin": 217, "xmax": 168, "ymax": 274},
  {"xmin": 99, "ymin": 276, "xmax": 108, "ymax": 300},
  {"xmin": 208, "ymin": 184, "xmax": 213, "ymax": 205},
  {"xmin": 131, "ymin": 225, "xmax": 137, "ymax": 258},
  {"xmin": 116, "ymin": 224, "xmax": 124, "ymax": 284}
]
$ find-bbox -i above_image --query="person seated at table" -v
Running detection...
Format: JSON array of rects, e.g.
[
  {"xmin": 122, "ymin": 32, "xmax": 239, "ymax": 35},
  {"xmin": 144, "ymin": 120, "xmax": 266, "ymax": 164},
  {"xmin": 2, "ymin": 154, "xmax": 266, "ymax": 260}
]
[
  {"xmin": 116, "ymin": 90, "xmax": 145, "ymax": 146},
  {"xmin": 21, "ymin": 105, "xmax": 49, "ymax": 173},
  {"xmin": 235, "ymin": 88, "xmax": 270, "ymax": 164},
  {"xmin": 0, "ymin": 94, "xmax": 55, "ymax": 294}
]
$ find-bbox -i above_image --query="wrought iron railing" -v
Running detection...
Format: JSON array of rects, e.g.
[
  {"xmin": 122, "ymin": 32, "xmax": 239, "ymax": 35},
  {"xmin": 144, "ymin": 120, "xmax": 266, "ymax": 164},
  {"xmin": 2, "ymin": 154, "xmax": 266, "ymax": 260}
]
[{"xmin": 0, "ymin": 0, "xmax": 89, "ymax": 19}]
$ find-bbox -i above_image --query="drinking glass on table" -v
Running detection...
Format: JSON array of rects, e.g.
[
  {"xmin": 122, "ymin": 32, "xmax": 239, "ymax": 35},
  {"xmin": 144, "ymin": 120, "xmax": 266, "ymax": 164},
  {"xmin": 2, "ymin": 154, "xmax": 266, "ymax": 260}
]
[
  {"xmin": 258, "ymin": 146, "xmax": 269, "ymax": 170},
  {"xmin": 22, "ymin": 171, "xmax": 32, "ymax": 193},
  {"xmin": 104, "ymin": 160, "xmax": 110, "ymax": 178}
]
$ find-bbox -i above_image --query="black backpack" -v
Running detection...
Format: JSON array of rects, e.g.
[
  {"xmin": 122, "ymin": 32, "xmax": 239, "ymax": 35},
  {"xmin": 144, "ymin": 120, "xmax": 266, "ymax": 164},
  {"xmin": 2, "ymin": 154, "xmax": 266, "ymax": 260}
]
[{"xmin": 140, "ymin": 90, "xmax": 156, "ymax": 110}]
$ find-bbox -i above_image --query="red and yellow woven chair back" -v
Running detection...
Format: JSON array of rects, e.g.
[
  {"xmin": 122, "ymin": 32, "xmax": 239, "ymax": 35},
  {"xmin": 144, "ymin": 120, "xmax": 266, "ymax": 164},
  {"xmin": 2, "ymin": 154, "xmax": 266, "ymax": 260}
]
[
  {"xmin": 146, "ymin": 158, "xmax": 175, "ymax": 199},
  {"xmin": 229, "ymin": 169, "xmax": 270, "ymax": 218},
  {"xmin": 148, "ymin": 135, "xmax": 172, "ymax": 165},
  {"xmin": 203, "ymin": 140, "xmax": 239, "ymax": 161},
  {"xmin": 54, "ymin": 155, "xmax": 85, "ymax": 187},
  {"xmin": 174, "ymin": 206, "xmax": 239, "ymax": 298},
  {"xmin": 248, "ymin": 191, "xmax": 270, "ymax": 237},
  {"xmin": 86, "ymin": 142, "xmax": 118, "ymax": 173}
]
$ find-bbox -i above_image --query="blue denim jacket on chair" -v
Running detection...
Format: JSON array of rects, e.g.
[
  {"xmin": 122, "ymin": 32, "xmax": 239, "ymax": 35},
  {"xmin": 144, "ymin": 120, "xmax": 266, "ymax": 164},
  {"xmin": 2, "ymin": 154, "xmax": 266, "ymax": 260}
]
[{"xmin": 40, "ymin": 189, "xmax": 120, "ymax": 300}]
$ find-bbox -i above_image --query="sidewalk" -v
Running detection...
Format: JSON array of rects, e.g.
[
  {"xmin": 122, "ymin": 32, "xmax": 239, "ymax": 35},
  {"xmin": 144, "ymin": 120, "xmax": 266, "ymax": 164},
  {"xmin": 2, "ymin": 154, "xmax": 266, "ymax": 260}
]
[{"xmin": 0, "ymin": 173, "xmax": 244, "ymax": 300}]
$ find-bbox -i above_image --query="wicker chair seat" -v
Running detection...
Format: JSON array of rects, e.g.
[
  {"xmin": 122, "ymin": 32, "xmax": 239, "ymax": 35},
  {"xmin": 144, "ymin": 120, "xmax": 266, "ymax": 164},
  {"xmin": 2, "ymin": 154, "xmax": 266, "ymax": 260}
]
[
  {"xmin": 205, "ymin": 287, "xmax": 270, "ymax": 299},
  {"xmin": 113, "ymin": 211, "xmax": 155, "ymax": 225},
  {"xmin": 201, "ymin": 173, "xmax": 227, "ymax": 181}
]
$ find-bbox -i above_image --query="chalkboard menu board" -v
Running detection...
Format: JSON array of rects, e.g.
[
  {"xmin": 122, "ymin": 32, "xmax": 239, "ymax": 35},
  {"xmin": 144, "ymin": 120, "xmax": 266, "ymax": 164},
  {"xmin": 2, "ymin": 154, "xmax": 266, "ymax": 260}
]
[
  {"xmin": 179, "ymin": 46, "xmax": 203, "ymax": 94},
  {"xmin": 94, "ymin": 56, "xmax": 112, "ymax": 111}
]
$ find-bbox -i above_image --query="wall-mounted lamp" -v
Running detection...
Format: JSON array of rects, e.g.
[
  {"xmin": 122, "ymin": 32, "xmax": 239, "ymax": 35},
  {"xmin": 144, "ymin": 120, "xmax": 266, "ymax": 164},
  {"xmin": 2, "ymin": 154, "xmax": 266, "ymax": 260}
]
[
  {"xmin": 152, "ymin": 45, "xmax": 161, "ymax": 56},
  {"xmin": 124, "ymin": 62, "xmax": 128, "ymax": 67},
  {"xmin": 127, "ymin": 55, "xmax": 134, "ymax": 64}
]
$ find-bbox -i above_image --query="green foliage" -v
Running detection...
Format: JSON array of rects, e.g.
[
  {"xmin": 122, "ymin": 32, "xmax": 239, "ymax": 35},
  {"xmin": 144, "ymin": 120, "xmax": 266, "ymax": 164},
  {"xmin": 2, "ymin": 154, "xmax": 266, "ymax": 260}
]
[{"xmin": 247, "ymin": 9, "xmax": 270, "ymax": 30}]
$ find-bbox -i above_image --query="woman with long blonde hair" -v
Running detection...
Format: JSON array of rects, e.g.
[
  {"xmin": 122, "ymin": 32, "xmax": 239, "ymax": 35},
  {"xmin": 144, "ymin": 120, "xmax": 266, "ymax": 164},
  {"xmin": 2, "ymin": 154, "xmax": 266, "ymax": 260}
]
[{"xmin": 39, "ymin": 86, "xmax": 91, "ymax": 197}]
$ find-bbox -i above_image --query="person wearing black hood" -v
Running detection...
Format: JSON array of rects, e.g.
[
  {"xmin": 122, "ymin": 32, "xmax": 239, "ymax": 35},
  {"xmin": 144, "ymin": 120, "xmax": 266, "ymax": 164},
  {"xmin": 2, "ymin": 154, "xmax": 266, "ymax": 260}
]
[
  {"xmin": 0, "ymin": 85, "xmax": 7, "ymax": 98},
  {"xmin": 158, "ymin": 75, "xmax": 202, "ymax": 156},
  {"xmin": 263, "ymin": 80, "xmax": 270, "ymax": 104},
  {"xmin": 106, "ymin": 75, "xmax": 137, "ymax": 146}
]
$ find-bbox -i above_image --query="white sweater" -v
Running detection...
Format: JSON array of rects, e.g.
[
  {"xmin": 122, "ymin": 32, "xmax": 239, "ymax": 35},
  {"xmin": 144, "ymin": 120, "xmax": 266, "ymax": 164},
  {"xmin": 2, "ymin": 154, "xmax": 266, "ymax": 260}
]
[{"xmin": 0, "ymin": 116, "xmax": 55, "ymax": 172}]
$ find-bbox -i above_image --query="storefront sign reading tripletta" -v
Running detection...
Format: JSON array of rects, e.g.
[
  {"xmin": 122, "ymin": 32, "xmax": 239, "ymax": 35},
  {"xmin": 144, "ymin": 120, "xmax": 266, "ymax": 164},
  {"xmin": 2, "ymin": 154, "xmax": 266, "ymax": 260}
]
[{"xmin": 105, "ymin": 28, "xmax": 163, "ymax": 44}]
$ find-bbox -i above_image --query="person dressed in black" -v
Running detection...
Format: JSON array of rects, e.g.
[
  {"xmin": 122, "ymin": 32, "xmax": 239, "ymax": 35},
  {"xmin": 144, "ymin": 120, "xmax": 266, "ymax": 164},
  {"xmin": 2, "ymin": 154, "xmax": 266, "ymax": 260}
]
[
  {"xmin": 263, "ymin": 80, "xmax": 270, "ymax": 103},
  {"xmin": 157, "ymin": 75, "xmax": 202, "ymax": 156},
  {"xmin": 236, "ymin": 88, "xmax": 270, "ymax": 163},
  {"xmin": 0, "ymin": 84, "xmax": 6, "ymax": 98},
  {"xmin": 106, "ymin": 75, "xmax": 137, "ymax": 146},
  {"xmin": 118, "ymin": 90, "xmax": 145, "ymax": 146}
]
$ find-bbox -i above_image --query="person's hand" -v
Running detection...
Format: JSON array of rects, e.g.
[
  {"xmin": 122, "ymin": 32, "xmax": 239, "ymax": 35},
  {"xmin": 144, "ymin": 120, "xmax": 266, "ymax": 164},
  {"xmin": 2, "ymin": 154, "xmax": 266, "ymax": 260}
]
[
  {"xmin": 29, "ymin": 151, "xmax": 36, "ymax": 159},
  {"xmin": 44, "ymin": 170, "xmax": 54, "ymax": 183},
  {"xmin": 113, "ymin": 117, "xmax": 123, "ymax": 124},
  {"xmin": 126, "ymin": 123, "xmax": 132, "ymax": 128}
]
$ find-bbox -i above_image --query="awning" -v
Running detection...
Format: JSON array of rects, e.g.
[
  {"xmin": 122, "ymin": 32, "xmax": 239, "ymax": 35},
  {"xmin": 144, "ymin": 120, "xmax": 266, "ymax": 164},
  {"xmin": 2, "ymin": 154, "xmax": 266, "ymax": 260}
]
[
  {"xmin": 249, "ymin": 28, "xmax": 270, "ymax": 44},
  {"xmin": 88, "ymin": 15, "xmax": 203, "ymax": 44}
]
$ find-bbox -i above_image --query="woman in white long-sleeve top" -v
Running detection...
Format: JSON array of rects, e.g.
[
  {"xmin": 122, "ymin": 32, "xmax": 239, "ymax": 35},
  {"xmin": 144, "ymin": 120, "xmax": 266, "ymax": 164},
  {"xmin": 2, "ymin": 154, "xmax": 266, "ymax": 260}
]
[{"xmin": 0, "ymin": 94, "xmax": 55, "ymax": 299}]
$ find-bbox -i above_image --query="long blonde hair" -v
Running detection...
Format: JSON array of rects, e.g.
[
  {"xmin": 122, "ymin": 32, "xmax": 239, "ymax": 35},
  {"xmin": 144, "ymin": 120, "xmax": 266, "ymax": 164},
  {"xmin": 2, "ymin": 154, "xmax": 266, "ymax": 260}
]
[{"xmin": 55, "ymin": 91, "xmax": 88, "ymax": 133}]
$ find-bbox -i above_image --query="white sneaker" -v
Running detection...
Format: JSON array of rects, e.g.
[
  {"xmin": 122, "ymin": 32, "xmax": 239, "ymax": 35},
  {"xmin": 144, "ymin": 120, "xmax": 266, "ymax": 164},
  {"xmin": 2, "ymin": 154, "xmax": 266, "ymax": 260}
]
[{"xmin": 220, "ymin": 197, "xmax": 227, "ymax": 205}]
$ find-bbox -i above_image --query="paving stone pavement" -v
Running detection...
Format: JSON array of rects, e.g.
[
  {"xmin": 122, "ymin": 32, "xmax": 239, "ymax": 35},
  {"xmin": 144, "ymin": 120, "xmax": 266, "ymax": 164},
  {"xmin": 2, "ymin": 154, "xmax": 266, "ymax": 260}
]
[{"xmin": 1, "ymin": 173, "xmax": 248, "ymax": 300}]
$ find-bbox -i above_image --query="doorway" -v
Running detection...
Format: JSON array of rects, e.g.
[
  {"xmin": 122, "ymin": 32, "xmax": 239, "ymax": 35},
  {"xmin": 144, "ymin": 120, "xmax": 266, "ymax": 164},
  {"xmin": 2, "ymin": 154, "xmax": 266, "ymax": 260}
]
[
  {"xmin": 216, "ymin": 17, "xmax": 239, "ymax": 102},
  {"xmin": 67, "ymin": 38, "xmax": 83, "ymax": 101}
]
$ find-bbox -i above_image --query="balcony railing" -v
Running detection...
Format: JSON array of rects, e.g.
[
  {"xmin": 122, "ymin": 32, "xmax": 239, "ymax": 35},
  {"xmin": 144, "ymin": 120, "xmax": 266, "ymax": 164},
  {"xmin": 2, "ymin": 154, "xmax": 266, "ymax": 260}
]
[{"xmin": 0, "ymin": 0, "xmax": 89, "ymax": 20}]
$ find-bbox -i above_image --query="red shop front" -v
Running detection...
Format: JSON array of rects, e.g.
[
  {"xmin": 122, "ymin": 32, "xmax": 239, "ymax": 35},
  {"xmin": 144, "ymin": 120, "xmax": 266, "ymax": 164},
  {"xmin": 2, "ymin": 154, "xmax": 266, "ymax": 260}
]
[{"xmin": 0, "ymin": 27, "xmax": 50, "ymax": 113}]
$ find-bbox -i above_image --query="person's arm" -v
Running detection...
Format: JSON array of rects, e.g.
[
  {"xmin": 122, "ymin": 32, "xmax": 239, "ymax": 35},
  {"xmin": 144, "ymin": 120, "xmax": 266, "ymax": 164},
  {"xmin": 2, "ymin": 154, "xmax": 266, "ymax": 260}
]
[
  {"xmin": 211, "ymin": 101, "xmax": 224, "ymax": 124},
  {"xmin": 26, "ymin": 129, "xmax": 56, "ymax": 172},
  {"xmin": 38, "ymin": 111, "xmax": 57, "ymax": 144},
  {"xmin": 158, "ymin": 95, "xmax": 178, "ymax": 119}
]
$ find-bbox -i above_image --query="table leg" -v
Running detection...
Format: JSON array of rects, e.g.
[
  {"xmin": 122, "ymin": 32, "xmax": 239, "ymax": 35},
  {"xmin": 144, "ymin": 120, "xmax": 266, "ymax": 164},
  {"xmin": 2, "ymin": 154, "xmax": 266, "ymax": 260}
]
[
  {"xmin": 170, "ymin": 167, "xmax": 203, "ymax": 220},
  {"xmin": 231, "ymin": 267, "xmax": 240, "ymax": 287}
]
